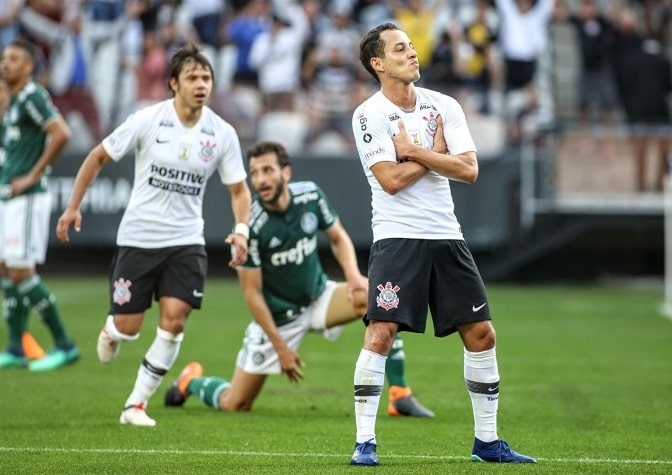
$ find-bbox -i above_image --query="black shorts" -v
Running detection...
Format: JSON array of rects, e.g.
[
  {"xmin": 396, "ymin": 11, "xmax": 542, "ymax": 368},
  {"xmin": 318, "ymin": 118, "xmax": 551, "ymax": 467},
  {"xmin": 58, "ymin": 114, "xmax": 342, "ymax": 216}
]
[
  {"xmin": 366, "ymin": 239, "xmax": 491, "ymax": 337},
  {"xmin": 108, "ymin": 245, "xmax": 208, "ymax": 314},
  {"xmin": 504, "ymin": 58, "xmax": 536, "ymax": 92}
]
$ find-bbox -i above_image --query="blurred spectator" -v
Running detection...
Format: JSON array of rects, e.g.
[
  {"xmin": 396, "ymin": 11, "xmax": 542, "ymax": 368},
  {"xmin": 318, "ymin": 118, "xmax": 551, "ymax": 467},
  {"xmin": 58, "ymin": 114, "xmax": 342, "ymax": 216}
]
[
  {"xmin": 0, "ymin": 0, "xmax": 22, "ymax": 51},
  {"xmin": 423, "ymin": 26, "xmax": 462, "ymax": 97},
  {"xmin": 460, "ymin": 0, "xmax": 499, "ymax": 114},
  {"xmin": 316, "ymin": 1, "xmax": 361, "ymax": 67},
  {"xmin": 302, "ymin": 43, "xmax": 366, "ymax": 152},
  {"xmin": 555, "ymin": 0, "xmax": 619, "ymax": 156},
  {"xmin": 495, "ymin": 0, "xmax": 555, "ymax": 143},
  {"xmin": 19, "ymin": 1, "xmax": 145, "ymax": 144},
  {"xmin": 248, "ymin": 8, "xmax": 307, "ymax": 112},
  {"xmin": 392, "ymin": 0, "xmax": 438, "ymax": 81},
  {"xmin": 223, "ymin": 0, "xmax": 270, "ymax": 87},
  {"xmin": 618, "ymin": 38, "xmax": 671, "ymax": 192},
  {"xmin": 640, "ymin": 0, "xmax": 671, "ymax": 46},
  {"xmin": 181, "ymin": 0, "xmax": 225, "ymax": 49},
  {"xmin": 352, "ymin": 0, "xmax": 394, "ymax": 31},
  {"xmin": 133, "ymin": 29, "xmax": 169, "ymax": 110}
]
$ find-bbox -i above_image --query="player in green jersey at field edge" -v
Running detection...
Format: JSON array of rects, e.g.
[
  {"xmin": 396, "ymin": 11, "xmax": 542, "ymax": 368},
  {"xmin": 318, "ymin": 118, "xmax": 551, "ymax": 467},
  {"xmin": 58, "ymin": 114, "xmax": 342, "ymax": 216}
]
[
  {"xmin": 164, "ymin": 141, "xmax": 433, "ymax": 417},
  {"xmin": 0, "ymin": 40, "xmax": 79, "ymax": 371}
]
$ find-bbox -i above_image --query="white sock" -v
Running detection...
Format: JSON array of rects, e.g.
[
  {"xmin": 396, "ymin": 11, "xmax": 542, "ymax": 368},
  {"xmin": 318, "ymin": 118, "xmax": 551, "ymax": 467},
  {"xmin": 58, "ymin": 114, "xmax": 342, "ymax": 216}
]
[
  {"xmin": 464, "ymin": 347, "xmax": 499, "ymax": 443},
  {"xmin": 354, "ymin": 349, "xmax": 386, "ymax": 444},
  {"xmin": 124, "ymin": 327, "xmax": 183, "ymax": 408},
  {"xmin": 104, "ymin": 315, "xmax": 139, "ymax": 342}
]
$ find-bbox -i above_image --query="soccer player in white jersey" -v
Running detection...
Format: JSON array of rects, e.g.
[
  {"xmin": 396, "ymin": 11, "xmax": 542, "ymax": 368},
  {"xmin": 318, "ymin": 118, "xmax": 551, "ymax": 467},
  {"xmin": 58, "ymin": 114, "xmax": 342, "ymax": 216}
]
[
  {"xmin": 56, "ymin": 43, "xmax": 252, "ymax": 427},
  {"xmin": 163, "ymin": 141, "xmax": 433, "ymax": 418},
  {"xmin": 348, "ymin": 23, "xmax": 536, "ymax": 466}
]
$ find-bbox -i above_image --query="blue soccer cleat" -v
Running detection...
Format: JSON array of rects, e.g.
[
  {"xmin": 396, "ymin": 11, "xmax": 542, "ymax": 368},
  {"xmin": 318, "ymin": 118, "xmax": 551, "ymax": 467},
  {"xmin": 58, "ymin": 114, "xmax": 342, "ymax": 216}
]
[
  {"xmin": 350, "ymin": 439, "xmax": 379, "ymax": 466},
  {"xmin": 28, "ymin": 346, "xmax": 80, "ymax": 372},
  {"xmin": 0, "ymin": 351, "xmax": 27, "ymax": 368},
  {"xmin": 471, "ymin": 438, "xmax": 536, "ymax": 463}
]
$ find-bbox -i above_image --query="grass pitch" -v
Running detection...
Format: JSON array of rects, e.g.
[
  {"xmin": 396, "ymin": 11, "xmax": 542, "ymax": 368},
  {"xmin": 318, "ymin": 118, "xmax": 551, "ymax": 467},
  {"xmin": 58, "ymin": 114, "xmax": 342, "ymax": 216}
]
[{"xmin": 0, "ymin": 276, "xmax": 671, "ymax": 474}]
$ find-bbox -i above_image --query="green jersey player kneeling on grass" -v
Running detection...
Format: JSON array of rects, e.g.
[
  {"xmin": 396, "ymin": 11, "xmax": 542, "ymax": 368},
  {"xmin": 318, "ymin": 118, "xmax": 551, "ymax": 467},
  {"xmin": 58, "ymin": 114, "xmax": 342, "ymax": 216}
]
[{"xmin": 164, "ymin": 140, "xmax": 433, "ymax": 417}]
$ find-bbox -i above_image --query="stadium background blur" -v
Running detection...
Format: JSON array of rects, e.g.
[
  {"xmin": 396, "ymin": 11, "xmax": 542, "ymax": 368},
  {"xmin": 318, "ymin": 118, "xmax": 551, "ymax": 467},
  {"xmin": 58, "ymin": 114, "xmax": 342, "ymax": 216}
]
[{"xmin": 3, "ymin": 0, "xmax": 671, "ymax": 282}]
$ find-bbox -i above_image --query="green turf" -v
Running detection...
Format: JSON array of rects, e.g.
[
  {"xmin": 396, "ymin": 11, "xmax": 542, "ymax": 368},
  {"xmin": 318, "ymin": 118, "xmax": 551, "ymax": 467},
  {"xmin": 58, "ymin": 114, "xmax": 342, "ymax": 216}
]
[{"xmin": 1, "ymin": 277, "xmax": 671, "ymax": 474}]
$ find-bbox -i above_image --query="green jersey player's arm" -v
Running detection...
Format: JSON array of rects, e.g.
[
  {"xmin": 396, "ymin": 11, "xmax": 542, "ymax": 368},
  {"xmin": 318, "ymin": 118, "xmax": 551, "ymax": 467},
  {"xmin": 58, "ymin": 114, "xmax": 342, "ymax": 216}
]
[
  {"xmin": 324, "ymin": 219, "xmax": 368, "ymax": 313},
  {"xmin": 11, "ymin": 115, "xmax": 71, "ymax": 197},
  {"xmin": 236, "ymin": 267, "xmax": 305, "ymax": 383},
  {"xmin": 56, "ymin": 144, "xmax": 113, "ymax": 242}
]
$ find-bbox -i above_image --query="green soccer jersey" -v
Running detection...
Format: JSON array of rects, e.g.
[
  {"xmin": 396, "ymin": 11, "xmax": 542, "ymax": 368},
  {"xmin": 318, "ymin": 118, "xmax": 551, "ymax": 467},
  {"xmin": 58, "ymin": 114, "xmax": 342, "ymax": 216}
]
[
  {"xmin": 243, "ymin": 181, "xmax": 338, "ymax": 326},
  {"xmin": 0, "ymin": 81, "xmax": 59, "ymax": 197}
]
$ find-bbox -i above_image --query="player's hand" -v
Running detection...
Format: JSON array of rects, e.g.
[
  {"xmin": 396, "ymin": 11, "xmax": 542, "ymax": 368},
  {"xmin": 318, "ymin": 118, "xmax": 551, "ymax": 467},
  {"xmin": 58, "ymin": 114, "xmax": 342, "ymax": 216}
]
[
  {"xmin": 347, "ymin": 275, "xmax": 368, "ymax": 305},
  {"xmin": 278, "ymin": 346, "xmax": 305, "ymax": 383},
  {"xmin": 392, "ymin": 119, "xmax": 415, "ymax": 162},
  {"xmin": 56, "ymin": 208, "xmax": 82, "ymax": 243},
  {"xmin": 10, "ymin": 173, "xmax": 39, "ymax": 197},
  {"xmin": 431, "ymin": 114, "xmax": 447, "ymax": 154},
  {"xmin": 225, "ymin": 232, "xmax": 248, "ymax": 268}
]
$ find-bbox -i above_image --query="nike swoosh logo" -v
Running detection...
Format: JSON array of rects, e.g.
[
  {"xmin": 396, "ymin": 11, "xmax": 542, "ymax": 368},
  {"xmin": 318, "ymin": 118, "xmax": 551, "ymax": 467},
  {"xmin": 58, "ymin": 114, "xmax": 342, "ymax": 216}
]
[
  {"xmin": 156, "ymin": 138, "xmax": 170, "ymax": 143},
  {"xmin": 193, "ymin": 290, "xmax": 204, "ymax": 298},
  {"xmin": 487, "ymin": 385, "xmax": 499, "ymax": 392},
  {"xmin": 472, "ymin": 303, "xmax": 487, "ymax": 312}
]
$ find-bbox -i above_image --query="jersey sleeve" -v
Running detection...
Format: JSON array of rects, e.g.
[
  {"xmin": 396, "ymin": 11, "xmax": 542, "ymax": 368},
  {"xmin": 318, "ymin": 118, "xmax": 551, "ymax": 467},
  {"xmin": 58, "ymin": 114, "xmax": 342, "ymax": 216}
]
[
  {"xmin": 216, "ymin": 120, "xmax": 247, "ymax": 185},
  {"xmin": 26, "ymin": 89, "xmax": 59, "ymax": 129},
  {"xmin": 441, "ymin": 95, "xmax": 477, "ymax": 155},
  {"xmin": 102, "ymin": 108, "xmax": 148, "ymax": 161},
  {"xmin": 352, "ymin": 102, "xmax": 397, "ymax": 170},
  {"xmin": 315, "ymin": 184, "xmax": 338, "ymax": 230}
]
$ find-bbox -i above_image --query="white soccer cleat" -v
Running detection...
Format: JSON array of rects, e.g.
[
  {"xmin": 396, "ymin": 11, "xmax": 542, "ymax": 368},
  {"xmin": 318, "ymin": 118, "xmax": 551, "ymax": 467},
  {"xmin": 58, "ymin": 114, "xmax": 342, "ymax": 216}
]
[
  {"xmin": 97, "ymin": 327, "xmax": 120, "ymax": 363},
  {"xmin": 119, "ymin": 404, "xmax": 156, "ymax": 427}
]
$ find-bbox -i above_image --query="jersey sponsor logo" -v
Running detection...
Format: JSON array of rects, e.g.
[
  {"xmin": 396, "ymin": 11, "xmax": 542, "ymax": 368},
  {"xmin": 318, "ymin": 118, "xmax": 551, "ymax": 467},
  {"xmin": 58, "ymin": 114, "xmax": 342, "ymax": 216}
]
[
  {"xmin": 269, "ymin": 236, "xmax": 282, "ymax": 248},
  {"xmin": 357, "ymin": 112, "xmax": 367, "ymax": 131},
  {"xmin": 300, "ymin": 212, "xmax": 318, "ymax": 234},
  {"xmin": 364, "ymin": 147, "xmax": 385, "ymax": 161},
  {"xmin": 148, "ymin": 177, "xmax": 201, "ymax": 195},
  {"xmin": 419, "ymin": 103, "xmax": 436, "ymax": 111},
  {"xmin": 200, "ymin": 126, "xmax": 215, "ymax": 136},
  {"xmin": 198, "ymin": 140, "xmax": 216, "ymax": 163},
  {"xmin": 293, "ymin": 191, "xmax": 318, "ymax": 205},
  {"xmin": 270, "ymin": 236, "xmax": 317, "ymax": 266},
  {"xmin": 159, "ymin": 119, "xmax": 174, "ymax": 127},
  {"xmin": 387, "ymin": 113, "xmax": 400, "ymax": 121},
  {"xmin": 376, "ymin": 282, "xmax": 400, "ymax": 310},
  {"xmin": 363, "ymin": 133, "xmax": 372, "ymax": 143},
  {"xmin": 113, "ymin": 278, "xmax": 132, "ymax": 305},
  {"xmin": 149, "ymin": 165, "xmax": 206, "ymax": 184}
]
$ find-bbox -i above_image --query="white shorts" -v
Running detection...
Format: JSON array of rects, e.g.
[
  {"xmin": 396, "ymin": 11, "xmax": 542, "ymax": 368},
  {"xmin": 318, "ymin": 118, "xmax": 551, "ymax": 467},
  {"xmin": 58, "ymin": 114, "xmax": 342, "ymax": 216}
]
[
  {"xmin": 1, "ymin": 193, "xmax": 52, "ymax": 268},
  {"xmin": 236, "ymin": 280, "xmax": 344, "ymax": 374}
]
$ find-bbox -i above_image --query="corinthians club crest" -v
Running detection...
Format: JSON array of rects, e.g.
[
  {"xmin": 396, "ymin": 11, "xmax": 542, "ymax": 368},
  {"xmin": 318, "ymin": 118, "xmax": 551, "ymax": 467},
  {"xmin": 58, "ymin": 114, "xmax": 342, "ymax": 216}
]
[
  {"xmin": 113, "ymin": 278, "xmax": 132, "ymax": 305},
  {"xmin": 376, "ymin": 282, "xmax": 400, "ymax": 310}
]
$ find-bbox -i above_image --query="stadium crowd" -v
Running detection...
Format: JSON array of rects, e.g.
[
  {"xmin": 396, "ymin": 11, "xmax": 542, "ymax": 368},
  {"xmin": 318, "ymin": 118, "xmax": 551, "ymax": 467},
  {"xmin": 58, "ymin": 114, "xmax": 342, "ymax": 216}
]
[{"xmin": 1, "ymin": 0, "xmax": 670, "ymax": 184}]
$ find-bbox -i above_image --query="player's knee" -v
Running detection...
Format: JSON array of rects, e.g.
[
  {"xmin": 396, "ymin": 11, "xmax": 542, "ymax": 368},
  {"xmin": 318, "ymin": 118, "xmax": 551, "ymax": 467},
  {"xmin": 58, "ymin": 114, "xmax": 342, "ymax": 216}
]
[{"xmin": 220, "ymin": 397, "xmax": 253, "ymax": 412}]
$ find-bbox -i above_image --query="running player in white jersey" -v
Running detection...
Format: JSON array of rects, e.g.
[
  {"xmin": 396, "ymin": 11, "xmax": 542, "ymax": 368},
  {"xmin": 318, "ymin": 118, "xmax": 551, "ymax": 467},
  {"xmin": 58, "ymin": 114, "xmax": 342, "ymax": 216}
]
[
  {"xmin": 349, "ymin": 23, "xmax": 536, "ymax": 466},
  {"xmin": 56, "ymin": 43, "xmax": 252, "ymax": 427},
  {"xmin": 163, "ymin": 141, "xmax": 433, "ymax": 418}
]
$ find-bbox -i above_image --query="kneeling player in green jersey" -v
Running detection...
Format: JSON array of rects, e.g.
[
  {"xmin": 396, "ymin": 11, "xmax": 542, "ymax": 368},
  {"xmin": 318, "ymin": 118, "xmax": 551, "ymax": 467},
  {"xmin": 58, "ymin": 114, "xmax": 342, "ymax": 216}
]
[{"xmin": 165, "ymin": 141, "xmax": 433, "ymax": 417}]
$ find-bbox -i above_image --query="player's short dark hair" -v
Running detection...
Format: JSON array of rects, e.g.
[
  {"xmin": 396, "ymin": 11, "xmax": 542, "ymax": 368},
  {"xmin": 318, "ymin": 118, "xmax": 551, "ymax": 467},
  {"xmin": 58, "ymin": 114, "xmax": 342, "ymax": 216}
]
[
  {"xmin": 8, "ymin": 39, "xmax": 37, "ymax": 65},
  {"xmin": 168, "ymin": 43, "xmax": 214, "ymax": 93},
  {"xmin": 359, "ymin": 22, "xmax": 400, "ymax": 82},
  {"xmin": 247, "ymin": 141, "xmax": 290, "ymax": 168}
]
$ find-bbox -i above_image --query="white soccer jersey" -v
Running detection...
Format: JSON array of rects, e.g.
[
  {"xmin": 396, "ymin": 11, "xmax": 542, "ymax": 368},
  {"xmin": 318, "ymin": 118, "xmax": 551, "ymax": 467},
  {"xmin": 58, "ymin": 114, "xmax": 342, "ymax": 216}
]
[
  {"xmin": 103, "ymin": 100, "xmax": 247, "ymax": 248},
  {"xmin": 352, "ymin": 88, "xmax": 476, "ymax": 242}
]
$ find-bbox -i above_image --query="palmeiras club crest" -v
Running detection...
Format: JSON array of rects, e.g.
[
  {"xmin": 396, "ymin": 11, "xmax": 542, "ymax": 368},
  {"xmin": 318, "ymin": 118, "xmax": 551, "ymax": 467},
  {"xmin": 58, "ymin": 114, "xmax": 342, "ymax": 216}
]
[
  {"xmin": 376, "ymin": 282, "xmax": 400, "ymax": 310},
  {"xmin": 113, "ymin": 278, "xmax": 132, "ymax": 305}
]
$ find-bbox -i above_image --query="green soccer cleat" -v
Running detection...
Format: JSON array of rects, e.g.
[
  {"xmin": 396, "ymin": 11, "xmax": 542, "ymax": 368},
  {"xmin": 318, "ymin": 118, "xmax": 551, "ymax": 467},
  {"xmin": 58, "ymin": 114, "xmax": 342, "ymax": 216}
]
[
  {"xmin": 0, "ymin": 351, "xmax": 28, "ymax": 368},
  {"xmin": 28, "ymin": 347, "xmax": 80, "ymax": 372}
]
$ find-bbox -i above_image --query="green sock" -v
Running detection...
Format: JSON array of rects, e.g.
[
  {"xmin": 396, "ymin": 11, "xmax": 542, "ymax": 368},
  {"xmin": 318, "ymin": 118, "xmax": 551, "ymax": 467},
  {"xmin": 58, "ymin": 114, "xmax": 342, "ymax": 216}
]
[
  {"xmin": 188, "ymin": 377, "xmax": 230, "ymax": 409},
  {"xmin": 3, "ymin": 283, "xmax": 29, "ymax": 355},
  {"xmin": 18, "ymin": 276, "xmax": 73, "ymax": 349},
  {"xmin": 386, "ymin": 335, "xmax": 408, "ymax": 387}
]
